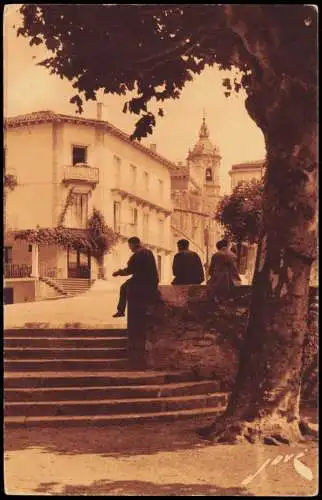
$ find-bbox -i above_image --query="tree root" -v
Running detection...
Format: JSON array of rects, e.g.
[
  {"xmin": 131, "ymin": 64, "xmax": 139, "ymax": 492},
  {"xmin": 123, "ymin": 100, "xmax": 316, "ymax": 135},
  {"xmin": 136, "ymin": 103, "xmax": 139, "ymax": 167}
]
[{"xmin": 197, "ymin": 414, "xmax": 312, "ymax": 445}]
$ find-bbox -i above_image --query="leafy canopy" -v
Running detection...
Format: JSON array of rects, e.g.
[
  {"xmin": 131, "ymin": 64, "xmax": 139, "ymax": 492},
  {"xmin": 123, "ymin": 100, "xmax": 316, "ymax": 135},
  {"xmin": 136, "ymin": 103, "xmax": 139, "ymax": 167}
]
[
  {"xmin": 215, "ymin": 179, "xmax": 264, "ymax": 245},
  {"xmin": 16, "ymin": 4, "xmax": 317, "ymax": 139}
]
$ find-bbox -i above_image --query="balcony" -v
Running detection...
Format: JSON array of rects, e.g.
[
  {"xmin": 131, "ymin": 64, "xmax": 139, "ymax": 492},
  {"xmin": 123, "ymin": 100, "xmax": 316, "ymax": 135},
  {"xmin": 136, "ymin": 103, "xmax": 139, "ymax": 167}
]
[
  {"xmin": 63, "ymin": 165, "xmax": 99, "ymax": 186},
  {"xmin": 5, "ymin": 263, "xmax": 32, "ymax": 279}
]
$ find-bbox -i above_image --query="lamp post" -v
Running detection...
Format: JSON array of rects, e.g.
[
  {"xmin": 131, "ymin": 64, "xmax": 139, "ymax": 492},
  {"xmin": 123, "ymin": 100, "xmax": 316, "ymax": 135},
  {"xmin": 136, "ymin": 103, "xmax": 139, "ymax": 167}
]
[{"xmin": 204, "ymin": 225, "xmax": 209, "ymax": 281}]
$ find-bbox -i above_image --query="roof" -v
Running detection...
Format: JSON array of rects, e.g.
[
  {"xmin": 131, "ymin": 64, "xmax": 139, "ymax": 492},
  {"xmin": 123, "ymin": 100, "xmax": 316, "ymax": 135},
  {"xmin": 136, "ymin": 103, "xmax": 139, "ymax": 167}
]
[
  {"xmin": 4, "ymin": 110, "xmax": 178, "ymax": 172},
  {"xmin": 231, "ymin": 160, "xmax": 265, "ymax": 170},
  {"xmin": 188, "ymin": 116, "xmax": 221, "ymax": 158}
]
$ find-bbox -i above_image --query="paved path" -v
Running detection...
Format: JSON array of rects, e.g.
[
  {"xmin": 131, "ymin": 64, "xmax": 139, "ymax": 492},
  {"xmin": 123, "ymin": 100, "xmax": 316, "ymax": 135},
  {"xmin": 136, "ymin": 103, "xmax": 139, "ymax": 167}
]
[
  {"xmin": 4, "ymin": 280, "xmax": 127, "ymax": 329},
  {"xmin": 4, "ymin": 418, "xmax": 318, "ymax": 496}
]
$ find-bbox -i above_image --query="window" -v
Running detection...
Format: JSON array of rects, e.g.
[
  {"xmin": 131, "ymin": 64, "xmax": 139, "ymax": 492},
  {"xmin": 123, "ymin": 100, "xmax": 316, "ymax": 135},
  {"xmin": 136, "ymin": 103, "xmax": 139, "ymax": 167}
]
[
  {"xmin": 130, "ymin": 165, "xmax": 137, "ymax": 188},
  {"xmin": 113, "ymin": 201, "xmax": 121, "ymax": 233},
  {"xmin": 205, "ymin": 168, "xmax": 213, "ymax": 182},
  {"xmin": 143, "ymin": 213, "xmax": 149, "ymax": 241},
  {"xmin": 158, "ymin": 179, "xmax": 164, "ymax": 198},
  {"xmin": 72, "ymin": 146, "xmax": 87, "ymax": 166},
  {"xmin": 130, "ymin": 207, "xmax": 138, "ymax": 227},
  {"xmin": 143, "ymin": 171, "xmax": 149, "ymax": 191},
  {"xmin": 70, "ymin": 193, "xmax": 89, "ymax": 228},
  {"xmin": 28, "ymin": 244, "xmax": 32, "ymax": 252},
  {"xmin": 114, "ymin": 156, "xmax": 121, "ymax": 186},
  {"xmin": 4, "ymin": 246, "xmax": 12, "ymax": 264}
]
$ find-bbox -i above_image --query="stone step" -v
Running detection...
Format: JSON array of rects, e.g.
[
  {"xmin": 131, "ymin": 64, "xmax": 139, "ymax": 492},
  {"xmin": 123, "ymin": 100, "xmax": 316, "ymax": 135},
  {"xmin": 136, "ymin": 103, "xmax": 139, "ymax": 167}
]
[
  {"xmin": 4, "ymin": 329, "xmax": 127, "ymax": 338},
  {"xmin": 5, "ymin": 393, "xmax": 228, "ymax": 417},
  {"xmin": 4, "ymin": 370, "xmax": 197, "ymax": 389},
  {"xmin": 5, "ymin": 358, "xmax": 129, "ymax": 372},
  {"xmin": 4, "ymin": 406, "xmax": 225, "ymax": 428},
  {"xmin": 58, "ymin": 286, "xmax": 91, "ymax": 290},
  {"xmin": 4, "ymin": 348, "xmax": 127, "ymax": 360},
  {"xmin": 5, "ymin": 380, "xmax": 221, "ymax": 402},
  {"xmin": 4, "ymin": 337, "xmax": 128, "ymax": 349}
]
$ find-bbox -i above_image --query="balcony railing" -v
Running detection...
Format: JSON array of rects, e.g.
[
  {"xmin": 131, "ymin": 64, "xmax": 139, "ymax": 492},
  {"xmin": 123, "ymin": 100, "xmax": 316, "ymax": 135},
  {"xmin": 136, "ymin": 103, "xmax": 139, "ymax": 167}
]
[
  {"xmin": 5, "ymin": 263, "xmax": 32, "ymax": 278},
  {"xmin": 63, "ymin": 165, "xmax": 99, "ymax": 185},
  {"xmin": 39, "ymin": 263, "xmax": 63, "ymax": 278}
]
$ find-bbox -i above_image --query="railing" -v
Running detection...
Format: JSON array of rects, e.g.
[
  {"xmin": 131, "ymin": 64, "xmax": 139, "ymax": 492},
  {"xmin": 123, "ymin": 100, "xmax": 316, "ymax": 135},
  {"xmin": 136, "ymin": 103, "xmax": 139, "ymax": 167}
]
[
  {"xmin": 68, "ymin": 265, "xmax": 91, "ymax": 279},
  {"xmin": 63, "ymin": 165, "xmax": 99, "ymax": 185},
  {"xmin": 5, "ymin": 263, "xmax": 32, "ymax": 278},
  {"xmin": 39, "ymin": 263, "xmax": 64, "ymax": 278}
]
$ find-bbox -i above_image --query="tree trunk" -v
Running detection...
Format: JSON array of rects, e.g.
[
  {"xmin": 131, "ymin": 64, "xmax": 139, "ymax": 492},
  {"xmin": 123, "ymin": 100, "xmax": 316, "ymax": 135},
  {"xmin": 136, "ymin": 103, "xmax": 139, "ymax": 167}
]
[
  {"xmin": 96, "ymin": 254, "xmax": 106, "ymax": 280},
  {"xmin": 200, "ymin": 78, "xmax": 317, "ymax": 444}
]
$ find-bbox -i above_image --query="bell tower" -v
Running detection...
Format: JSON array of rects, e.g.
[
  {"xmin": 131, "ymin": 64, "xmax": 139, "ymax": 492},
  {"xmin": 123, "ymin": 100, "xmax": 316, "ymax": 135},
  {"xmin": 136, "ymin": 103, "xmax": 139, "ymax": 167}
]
[{"xmin": 187, "ymin": 112, "xmax": 221, "ymax": 210}]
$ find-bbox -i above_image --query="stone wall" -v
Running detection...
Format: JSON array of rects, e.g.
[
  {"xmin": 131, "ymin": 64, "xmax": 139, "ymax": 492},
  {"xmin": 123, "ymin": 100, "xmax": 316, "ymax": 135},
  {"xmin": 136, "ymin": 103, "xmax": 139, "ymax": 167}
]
[{"xmin": 143, "ymin": 285, "xmax": 318, "ymax": 392}]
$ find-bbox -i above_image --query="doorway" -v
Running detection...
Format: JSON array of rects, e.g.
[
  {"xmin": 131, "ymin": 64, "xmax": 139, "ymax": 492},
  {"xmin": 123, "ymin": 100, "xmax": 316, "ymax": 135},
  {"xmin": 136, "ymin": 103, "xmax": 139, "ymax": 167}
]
[
  {"xmin": 67, "ymin": 248, "xmax": 91, "ymax": 278},
  {"xmin": 4, "ymin": 287, "xmax": 14, "ymax": 304}
]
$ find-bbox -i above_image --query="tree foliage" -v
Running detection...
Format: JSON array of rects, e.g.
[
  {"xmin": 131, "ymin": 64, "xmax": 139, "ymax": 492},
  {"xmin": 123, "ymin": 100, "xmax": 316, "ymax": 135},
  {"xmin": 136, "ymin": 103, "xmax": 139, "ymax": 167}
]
[
  {"xmin": 16, "ymin": 5, "xmax": 317, "ymax": 139},
  {"xmin": 87, "ymin": 208, "xmax": 119, "ymax": 261},
  {"xmin": 215, "ymin": 179, "xmax": 264, "ymax": 245}
]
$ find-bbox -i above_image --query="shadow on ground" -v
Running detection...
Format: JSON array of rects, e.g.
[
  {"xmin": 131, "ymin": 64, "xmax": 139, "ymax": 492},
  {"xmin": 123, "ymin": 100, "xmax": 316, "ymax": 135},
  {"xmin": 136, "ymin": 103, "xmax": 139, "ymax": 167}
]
[
  {"xmin": 4, "ymin": 418, "xmax": 219, "ymax": 458},
  {"xmin": 5, "ymin": 407, "xmax": 317, "ymax": 459},
  {"xmin": 33, "ymin": 479, "xmax": 254, "ymax": 496}
]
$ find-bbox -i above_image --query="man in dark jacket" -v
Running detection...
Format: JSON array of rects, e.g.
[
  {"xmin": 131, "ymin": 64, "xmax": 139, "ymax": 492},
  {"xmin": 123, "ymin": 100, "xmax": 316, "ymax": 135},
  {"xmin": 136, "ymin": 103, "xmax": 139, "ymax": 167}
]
[
  {"xmin": 208, "ymin": 239, "xmax": 241, "ymax": 299},
  {"xmin": 112, "ymin": 236, "xmax": 159, "ymax": 317},
  {"xmin": 172, "ymin": 239, "xmax": 205, "ymax": 285}
]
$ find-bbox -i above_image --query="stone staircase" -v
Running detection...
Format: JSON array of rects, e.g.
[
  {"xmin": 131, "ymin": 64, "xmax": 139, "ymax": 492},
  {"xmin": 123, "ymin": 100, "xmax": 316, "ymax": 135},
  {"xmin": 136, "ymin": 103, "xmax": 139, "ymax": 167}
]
[
  {"xmin": 45, "ymin": 278, "xmax": 94, "ymax": 297},
  {"xmin": 4, "ymin": 328, "xmax": 228, "ymax": 428}
]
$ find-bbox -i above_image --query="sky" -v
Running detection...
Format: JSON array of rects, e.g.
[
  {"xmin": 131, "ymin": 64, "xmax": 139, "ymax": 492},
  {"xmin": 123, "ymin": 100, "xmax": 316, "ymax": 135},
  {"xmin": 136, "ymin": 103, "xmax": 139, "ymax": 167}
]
[{"xmin": 4, "ymin": 4, "xmax": 266, "ymax": 194}]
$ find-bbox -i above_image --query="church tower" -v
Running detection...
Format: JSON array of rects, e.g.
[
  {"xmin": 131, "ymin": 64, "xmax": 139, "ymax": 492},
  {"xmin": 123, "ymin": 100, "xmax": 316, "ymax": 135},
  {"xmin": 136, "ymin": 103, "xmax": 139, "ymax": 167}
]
[{"xmin": 187, "ymin": 113, "xmax": 221, "ymax": 212}]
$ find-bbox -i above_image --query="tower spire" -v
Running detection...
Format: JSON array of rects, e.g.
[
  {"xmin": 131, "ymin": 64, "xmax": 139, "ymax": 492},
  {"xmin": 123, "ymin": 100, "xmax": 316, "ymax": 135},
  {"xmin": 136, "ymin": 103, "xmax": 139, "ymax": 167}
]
[{"xmin": 199, "ymin": 110, "xmax": 209, "ymax": 138}]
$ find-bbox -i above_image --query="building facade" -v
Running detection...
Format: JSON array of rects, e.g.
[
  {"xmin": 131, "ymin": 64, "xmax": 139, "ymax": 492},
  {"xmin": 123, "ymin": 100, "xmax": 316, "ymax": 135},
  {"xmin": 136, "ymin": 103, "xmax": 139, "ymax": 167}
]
[
  {"xmin": 4, "ymin": 110, "xmax": 175, "ymax": 303},
  {"xmin": 229, "ymin": 159, "xmax": 265, "ymax": 191},
  {"xmin": 170, "ymin": 117, "xmax": 222, "ymax": 276}
]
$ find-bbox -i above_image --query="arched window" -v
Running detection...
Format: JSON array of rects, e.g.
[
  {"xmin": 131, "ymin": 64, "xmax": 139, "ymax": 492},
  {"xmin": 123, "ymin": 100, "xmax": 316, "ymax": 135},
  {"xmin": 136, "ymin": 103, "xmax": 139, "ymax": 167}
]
[{"xmin": 205, "ymin": 168, "xmax": 213, "ymax": 181}]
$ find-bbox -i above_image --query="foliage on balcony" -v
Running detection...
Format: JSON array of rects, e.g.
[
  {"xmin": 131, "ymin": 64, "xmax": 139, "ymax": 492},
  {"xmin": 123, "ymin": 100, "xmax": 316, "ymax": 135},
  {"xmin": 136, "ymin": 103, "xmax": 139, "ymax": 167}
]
[{"xmin": 14, "ymin": 209, "xmax": 118, "ymax": 259}]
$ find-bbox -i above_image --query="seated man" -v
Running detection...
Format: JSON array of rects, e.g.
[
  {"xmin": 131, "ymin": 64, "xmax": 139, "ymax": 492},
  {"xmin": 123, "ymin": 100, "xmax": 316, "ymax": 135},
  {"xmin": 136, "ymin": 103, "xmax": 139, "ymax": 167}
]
[
  {"xmin": 172, "ymin": 239, "xmax": 205, "ymax": 285},
  {"xmin": 112, "ymin": 236, "xmax": 159, "ymax": 317},
  {"xmin": 208, "ymin": 239, "xmax": 241, "ymax": 299}
]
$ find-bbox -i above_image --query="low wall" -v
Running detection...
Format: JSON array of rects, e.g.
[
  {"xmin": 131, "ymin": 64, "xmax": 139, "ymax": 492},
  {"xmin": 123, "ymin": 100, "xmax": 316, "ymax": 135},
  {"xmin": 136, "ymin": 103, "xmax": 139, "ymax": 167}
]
[
  {"xmin": 143, "ymin": 285, "xmax": 248, "ymax": 388},
  {"xmin": 4, "ymin": 280, "xmax": 36, "ymax": 303},
  {"xmin": 133, "ymin": 285, "xmax": 318, "ymax": 391},
  {"xmin": 36, "ymin": 279, "xmax": 62, "ymax": 301}
]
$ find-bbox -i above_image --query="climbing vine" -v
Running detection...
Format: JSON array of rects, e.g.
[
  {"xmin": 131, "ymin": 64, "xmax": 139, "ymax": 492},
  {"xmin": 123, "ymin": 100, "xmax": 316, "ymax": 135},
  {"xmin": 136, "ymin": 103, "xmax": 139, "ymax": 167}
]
[{"xmin": 14, "ymin": 208, "xmax": 118, "ymax": 261}]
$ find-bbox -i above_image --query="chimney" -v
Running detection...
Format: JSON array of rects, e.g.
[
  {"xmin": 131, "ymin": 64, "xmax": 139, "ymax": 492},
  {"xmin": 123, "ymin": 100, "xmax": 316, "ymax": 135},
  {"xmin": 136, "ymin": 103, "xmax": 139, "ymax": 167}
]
[
  {"xmin": 150, "ymin": 143, "xmax": 157, "ymax": 153},
  {"xmin": 96, "ymin": 102, "xmax": 103, "ymax": 120}
]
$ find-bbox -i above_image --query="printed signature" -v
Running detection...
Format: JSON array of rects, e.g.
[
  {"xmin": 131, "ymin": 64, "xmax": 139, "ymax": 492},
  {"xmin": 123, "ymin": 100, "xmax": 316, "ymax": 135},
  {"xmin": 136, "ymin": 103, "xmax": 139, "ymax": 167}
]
[{"xmin": 241, "ymin": 449, "xmax": 314, "ymax": 485}]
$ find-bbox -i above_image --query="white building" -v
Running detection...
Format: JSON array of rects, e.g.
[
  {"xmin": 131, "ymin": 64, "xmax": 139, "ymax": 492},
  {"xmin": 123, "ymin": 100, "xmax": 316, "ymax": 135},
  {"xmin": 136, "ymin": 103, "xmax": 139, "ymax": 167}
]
[{"xmin": 4, "ymin": 109, "xmax": 175, "ymax": 303}]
